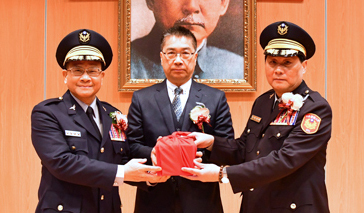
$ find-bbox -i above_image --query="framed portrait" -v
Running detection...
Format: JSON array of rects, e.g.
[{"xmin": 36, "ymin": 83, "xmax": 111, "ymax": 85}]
[{"xmin": 118, "ymin": 0, "xmax": 256, "ymax": 92}]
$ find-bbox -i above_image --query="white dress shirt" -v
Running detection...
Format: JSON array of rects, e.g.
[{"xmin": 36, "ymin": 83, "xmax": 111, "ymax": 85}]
[{"xmin": 166, "ymin": 78, "xmax": 192, "ymax": 112}]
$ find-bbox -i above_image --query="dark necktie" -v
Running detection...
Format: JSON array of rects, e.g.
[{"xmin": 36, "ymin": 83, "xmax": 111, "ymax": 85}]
[
  {"xmin": 172, "ymin": 87, "xmax": 183, "ymax": 121},
  {"xmin": 86, "ymin": 106, "xmax": 102, "ymax": 140},
  {"xmin": 273, "ymin": 100, "xmax": 279, "ymax": 111}
]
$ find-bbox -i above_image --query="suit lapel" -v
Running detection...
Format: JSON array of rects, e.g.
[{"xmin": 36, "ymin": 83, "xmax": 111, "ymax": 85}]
[
  {"xmin": 98, "ymin": 100, "xmax": 112, "ymax": 147},
  {"xmin": 63, "ymin": 91, "xmax": 102, "ymax": 141},
  {"xmin": 155, "ymin": 81, "xmax": 175, "ymax": 134},
  {"xmin": 181, "ymin": 81, "xmax": 202, "ymax": 131},
  {"xmin": 261, "ymin": 92, "xmax": 280, "ymax": 132}
]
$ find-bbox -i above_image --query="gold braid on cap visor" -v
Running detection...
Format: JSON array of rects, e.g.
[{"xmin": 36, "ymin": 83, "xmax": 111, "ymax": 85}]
[
  {"xmin": 63, "ymin": 45, "xmax": 106, "ymax": 66},
  {"xmin": 264, "ymin": 38, "xmax": 306, "ymax": 57}
]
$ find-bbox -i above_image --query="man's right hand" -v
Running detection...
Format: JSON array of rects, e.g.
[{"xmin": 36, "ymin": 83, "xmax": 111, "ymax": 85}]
[
  {"xmin": 188, "ymin": 132, "xmax": 214, "ymax": 150},
  {"xmin": 124, "ymin": 159, "xmax": 170, "ymax": 183}
]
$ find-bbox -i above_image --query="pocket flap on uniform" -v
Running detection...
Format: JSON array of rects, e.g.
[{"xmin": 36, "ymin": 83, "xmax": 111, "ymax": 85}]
[
  {"xmin": 112, "ymin": 141, "xmax": 128, "ymax": 155},
  {"xmin": 270, "ymin": 190, "xmax": 313, "ymax": 209},
  {"xmin": 40, "ymin": 190, "xmax": 81, "ymax": 212},
  {"xmin": 67, "ymin": 137, "xmax": 88, "ymax": 154},
  {"xmin": 245, "ymin": 123, "xmax": 262, "ymax": 152}
]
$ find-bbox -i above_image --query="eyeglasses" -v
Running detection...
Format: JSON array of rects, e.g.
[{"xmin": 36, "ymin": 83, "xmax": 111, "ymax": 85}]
[
  {"xmin": 161, "ymin": 51, "xmax": 195, "ymax": 60},
  {"xmin": 66, "ymin": 67, "xmax": 103, "ymax": 77}
]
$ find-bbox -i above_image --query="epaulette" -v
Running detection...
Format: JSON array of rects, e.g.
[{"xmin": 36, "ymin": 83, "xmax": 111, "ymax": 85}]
[
  {"xmin": 100, "ymin": 101, "xmax": 113, "ymax": 107},
  {"xmin": 100, "ymin": 101, "xmax": 118, "ymax": 111},
  {"xmin": 259, "ymin": 89, "xmax": 275, "ymax": 99},
  {"xmin": 39, "ymin": 96, "xmax": 64, "ymax": 106}
]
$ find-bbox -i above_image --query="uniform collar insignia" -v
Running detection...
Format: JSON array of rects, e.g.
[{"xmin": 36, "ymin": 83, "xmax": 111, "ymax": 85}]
[{"xmin": 69, "ymin": 104, "xmax": 76, "ymax": 111}]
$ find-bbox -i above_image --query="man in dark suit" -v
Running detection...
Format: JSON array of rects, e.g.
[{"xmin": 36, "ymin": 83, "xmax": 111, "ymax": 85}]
[
  {"xmin": 126, "ymin": 26, "xmax": 234, "ymax": 213},
  {"xmin": 182, "ymin": 21, "xmax": 332, "ymax": 213},
  {"xmin": 31, "ymin": 29, "xmax": 168, "ymax": 213}
]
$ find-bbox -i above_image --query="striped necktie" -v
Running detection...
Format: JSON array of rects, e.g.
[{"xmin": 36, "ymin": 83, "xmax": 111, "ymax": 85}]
[{"xmin": 172, "ymin": 87, "xmax": 183, "ymax": 121}]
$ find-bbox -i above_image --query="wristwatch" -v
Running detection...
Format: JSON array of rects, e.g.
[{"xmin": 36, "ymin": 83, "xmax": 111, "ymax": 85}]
[
  {"xmin": 221, "ymin": 166, "xmax": 229, "ymax": 183},
  {"xmin": 219, "ymin": 165, "xmax": 230, "ymax": 183}
]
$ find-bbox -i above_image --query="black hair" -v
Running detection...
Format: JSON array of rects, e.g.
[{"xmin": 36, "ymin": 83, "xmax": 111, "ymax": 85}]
[{"xmin": 160, "ymin": 26, "xmax": 197, "ymax": 51}]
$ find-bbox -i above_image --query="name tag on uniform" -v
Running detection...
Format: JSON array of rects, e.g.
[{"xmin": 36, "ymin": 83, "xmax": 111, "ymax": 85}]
[
  {"xmin": 65, "ymin": 130, "xmax": 81, "ymax": 137},
  {"xmin": 250, "ymin": 115, "xmax": 262, "ymax": 123}
]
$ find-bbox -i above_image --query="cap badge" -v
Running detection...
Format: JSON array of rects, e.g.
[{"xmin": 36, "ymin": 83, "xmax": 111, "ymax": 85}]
[
  {"xmin": 79, "ymin": 30, "xmax": 90, "ymax": 44},
  {"xmin": 277, "ymin": 23, "xmax": 288, "ymax": 35}
]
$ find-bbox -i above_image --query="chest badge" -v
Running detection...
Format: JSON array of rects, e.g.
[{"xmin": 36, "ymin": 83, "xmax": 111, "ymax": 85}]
[
  {"xmin": 109, "ymin": 124, "xmax": 126, "ymax": 141},
  {"xmin": 271, "ymin": 110, "xmax": 299, "ymax": 125},
  {"xmin": 301, "ymin": 113, "xmax": 321, "ymax": 134}
]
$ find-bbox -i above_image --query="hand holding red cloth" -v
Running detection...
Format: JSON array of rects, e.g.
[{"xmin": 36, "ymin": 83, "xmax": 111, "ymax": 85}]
[{"xmin": 155, "ymin": 132, "xmax": 197, "ymax": 176}]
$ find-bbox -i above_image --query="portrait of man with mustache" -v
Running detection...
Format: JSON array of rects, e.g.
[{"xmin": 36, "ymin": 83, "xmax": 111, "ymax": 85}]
[{"xmin": 130, "ymin": 0, "xmax": 245, "ymax": 80}]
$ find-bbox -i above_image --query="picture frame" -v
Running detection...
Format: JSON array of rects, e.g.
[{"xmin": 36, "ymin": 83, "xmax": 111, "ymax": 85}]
[{"xmin": 118, "ymin": 0, "xmax": 256, "ymax": 92}]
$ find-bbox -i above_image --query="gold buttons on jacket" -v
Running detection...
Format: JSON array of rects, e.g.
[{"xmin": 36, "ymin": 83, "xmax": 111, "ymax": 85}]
[
  {"xmin": 276, "ymin": 133, "xmax": 281, "ymax": 137},
  {"xmin": 71, "ymin": 146, "xmax": 76, "ymax": 150},
  {"xmin": 290, "ymin": 203, "xmax": 297, "ymax": 209},
  {"xmin": 262, "ymin": 134, "xmax": 265, "ymax": 138},
  {"xmin": 250, "ymin": 188, "xmax": 254, "ymax": 191},
  {"xmin": 100, "ymin": 147, "xmax": 105, "ymax": 153},
  {"xmin": 101, "ymin": 195, "xmax": 104, "ymax": 200},
  {"xmin": 58, "ymin": 97, "xmax": 63, "ymax": 100},
  {"xmin": 256, "ymin": 151, "xmax": 260, "ymax": 156},
  {"xmin": 305, "ymin": 90, "xmax": 309, "ymax": 94},
  {"xmin": 120, "ymin": 148, "xmax": 123, "ymax": 152},
  {"xmin": 247, "ymin": 129, "xmax": 251, "ymax": 133},
  {"xmin": 57, "ymin": 205, "xmax": 63, "ymax": 211}
]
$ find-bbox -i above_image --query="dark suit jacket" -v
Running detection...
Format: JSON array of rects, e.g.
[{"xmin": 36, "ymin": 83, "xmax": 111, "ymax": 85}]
[
  {"xmin": 31, "ymin": 90, "xmax": 129, "ymax": 213},
  {"xmin": 209, "ymin": 81, "xmax": 332, "ymax": 213},
  {"xmin": 126, "ymin": 80, "xmax": 234, "ymax": 213}
]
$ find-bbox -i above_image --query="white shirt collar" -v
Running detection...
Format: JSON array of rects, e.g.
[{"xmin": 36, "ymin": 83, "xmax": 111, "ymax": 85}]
[
  {"xmin": 166, "ymin": 79, "xmax": 192, "ymax": 95},
  {"xmin": 166, "ymin": 79, "xmax": 192, "ymax": 111},
  {"xmin": 70, "ymin": 92, "xmax": 103, "ymax": 133},
  {"xmin": 70, "ymin": 92, "xmax": 98, "ymax": 113},
  {"xmin": 273, "ymin": 93, "xmax": 282, "ymax": 110}
]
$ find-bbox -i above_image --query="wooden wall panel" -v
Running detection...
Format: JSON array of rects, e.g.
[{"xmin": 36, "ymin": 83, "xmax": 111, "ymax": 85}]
[
  {"xmin": 0, "ymin": 1, "xmax": 45, "ymax": 212},
  {"xmin": 326, "ymin": 1, "xmax": 364, "ymax": 212}
]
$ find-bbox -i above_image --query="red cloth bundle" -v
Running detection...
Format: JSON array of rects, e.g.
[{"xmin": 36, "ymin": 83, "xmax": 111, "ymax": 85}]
[{"xmin": 155, "ymin": 131, "xmax": 197, "ymax": 176}]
